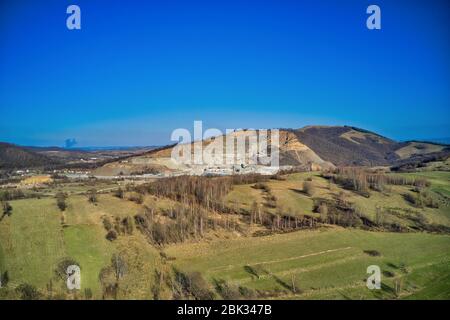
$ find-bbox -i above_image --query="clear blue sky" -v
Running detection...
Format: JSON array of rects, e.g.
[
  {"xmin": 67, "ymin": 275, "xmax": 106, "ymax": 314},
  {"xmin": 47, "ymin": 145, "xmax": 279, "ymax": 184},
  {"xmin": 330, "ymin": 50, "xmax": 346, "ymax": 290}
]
[{"xmin": 1, "ymin": 0, "xmax": 449, "ymax": 147}]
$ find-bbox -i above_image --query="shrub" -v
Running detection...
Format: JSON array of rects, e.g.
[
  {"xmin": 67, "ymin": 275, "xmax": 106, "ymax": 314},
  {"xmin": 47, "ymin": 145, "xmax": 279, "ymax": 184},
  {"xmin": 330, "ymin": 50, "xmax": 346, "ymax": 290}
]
[
  {"xmin": 111, "ymin": 253, "xmax": 127, "ymax": 280},
  {"xmin": 106, "ymin": 230, "xmax": 118, "ymax": 241},
  {"xmin": 399, "ymin": 263, "xmax": 410, "ymax": 274},
  {"xmin": 87, "ymin": 189, "xmax": 98, "ymax": 203},
  {"xmin": 122, "ymin": 216, "xmax": 134, "ymax": 235},
  {"xmin": 128, "ymin": 193, "xmax": 143, "ymax": 204},
  {"xmin": 317, "ymin": 203, "xmax": 328, "ymax": 221},
  {"xmin": 419, "ymin": 191, "xmax": 440, "ymax": 208},
  {"xmin": 363, "ymin": 250, "xmax": 381, "ymax": 257},
  {"xmin": 102, "ymin": 216, "xmax": 113, "ymax": 231},
  {"xmin": 16, "ymin": 283, "xmax": 41, "ymax": 300},
  {"xmin": 214, "ymin": 279, "xmax": 242, "ymax": 300},
  {"xmin": 176, "ymin": 271, "xmax": 215, "ymax": 300},
  {"xmin": 238, "ymin": 286, "xmax": 257, "ymax": 299},
  {"xmin": 253, "ymin": 183, "xmax": 270, "ymax": 192},
  {"xmin": 1, "ymin": 271, "xmax": 9, "ymax": 287},
  {"xmin": 114, "ymin": 187, "xmax": 124, "ymax": 199},
  {"xmin": 403, "ymin": 191, "xmax": 438, "ymax": 208},
  {"xmin": 383, "ymin": 270, "xmax": 395, "ymax": 278},
  {"xmin": 55, "ymin": 192, "xmax": 67, "ymax": 211},
  {"xmin": 270, "ymin": 174, "xmax": 286, "ymax": 181},
  {"xmin": 1, "ymin": 201, "xmax": 12, "ymax": 217},
  {"xmin": 265, "ymin": 199, "xmax": 277, "ymax": 208},
  {"xmin": 303, "ymin": 181, "xmax": 315, "ymax": 196}
]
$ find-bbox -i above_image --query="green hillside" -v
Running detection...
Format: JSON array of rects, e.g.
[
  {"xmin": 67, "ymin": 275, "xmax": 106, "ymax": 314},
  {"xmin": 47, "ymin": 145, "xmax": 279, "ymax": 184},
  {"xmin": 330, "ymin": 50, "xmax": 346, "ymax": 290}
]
[{"xmin": 0, "ymin": 169, "xmax": 449, "ymax": 299}]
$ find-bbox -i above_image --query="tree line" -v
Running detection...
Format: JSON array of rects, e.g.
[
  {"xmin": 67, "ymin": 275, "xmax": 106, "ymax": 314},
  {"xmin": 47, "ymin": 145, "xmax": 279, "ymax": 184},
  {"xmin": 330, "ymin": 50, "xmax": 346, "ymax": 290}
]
[{"xmin": 325, "ymin": 167, "xmax": 430, "ymax": 197}]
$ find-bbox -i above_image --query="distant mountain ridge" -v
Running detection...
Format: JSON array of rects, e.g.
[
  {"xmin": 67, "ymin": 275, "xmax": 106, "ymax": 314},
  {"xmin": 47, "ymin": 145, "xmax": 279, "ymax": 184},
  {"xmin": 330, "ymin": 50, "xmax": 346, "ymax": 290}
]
[
  {"xmin": 25, "ymin": 145, "xmax": 158, "ymax": 152},
  {"xmin": 403, "ymin": 139, "xmax": 450, "ymax": 146},
  {"xmin": 0, "ymin": 142, "xmax": 59, "ymax": 169},
  {"xmin": 93, "ymin": 125, "xmax": 450, "ymax": 176},
  {"xmin": 0, "ymin": 143, "xmax": 157, "ymax": 170},
  {"xmin": 1, "ymin": 126, "xmax": 449, "ymax": 171}
]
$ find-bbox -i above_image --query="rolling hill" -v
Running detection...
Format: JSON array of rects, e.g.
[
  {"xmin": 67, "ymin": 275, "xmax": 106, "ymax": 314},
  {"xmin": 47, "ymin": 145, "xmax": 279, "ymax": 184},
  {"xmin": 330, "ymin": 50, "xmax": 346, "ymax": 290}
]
[
  {"xmin": 292, "ymin": 126, "xmax": 399, "ymax": 166},
  {"xmin": 0, "ymin": 143, "xmax": 159, "ymax": 171},
  {"xmin": 0, "ymin": 143, "xmax": 59, "ymax": 170},
  {"xmin": 93, "ymin": 126, "xmax": 449, "ymax": 176},
  {"xmin": 295, "ymin": 126, "xmax": 449, "ymax": 166},
  {"xmin": 1, "ymin": 126, "xmax": 448, "ymax": 173}
]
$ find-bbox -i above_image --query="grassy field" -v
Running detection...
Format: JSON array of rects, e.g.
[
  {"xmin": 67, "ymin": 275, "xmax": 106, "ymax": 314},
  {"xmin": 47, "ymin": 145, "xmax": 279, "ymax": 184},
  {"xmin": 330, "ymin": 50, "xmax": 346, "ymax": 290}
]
[
  {"xmin": 0, "ymin": 169, "xmax": 449, "ymax": 299},
  {"xmin": 0, "ymin": 198, "xmax": 66, "ymax": 288},
  {"xmin": 63, "ymin": 225, "xmax": 115, "ymax": 296},
  {"xmin": 225, "ymin": 172, "xmax": 321, "ymax": 216},
  {"xmin": 0, "ymin": 190, "xmax": 163, "ymax": 299},
  {"xmin": 166, "ymin": 228, "xmax": 450, "ymax": 299}
]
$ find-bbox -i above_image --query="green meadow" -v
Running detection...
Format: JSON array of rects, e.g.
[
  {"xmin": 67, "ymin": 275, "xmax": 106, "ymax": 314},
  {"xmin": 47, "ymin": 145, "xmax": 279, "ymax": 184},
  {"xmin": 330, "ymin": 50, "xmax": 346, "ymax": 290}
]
[
  {"xmin": 0, "ymin": 170, "xmax": 449, "ymax": 299},
  {"xmin": 166, "ymin": 228, "xmax": 450, "ymax": 299}
]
